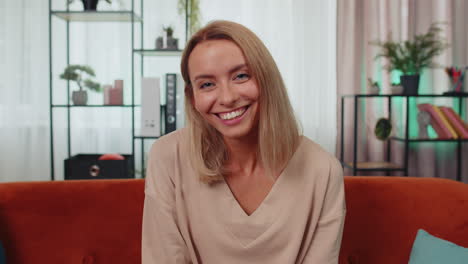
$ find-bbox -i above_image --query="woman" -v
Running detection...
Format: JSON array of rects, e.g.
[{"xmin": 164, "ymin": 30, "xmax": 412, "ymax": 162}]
[{"xmin": 142, "ymin": 20, "xmax": 346, "ymax": 264}]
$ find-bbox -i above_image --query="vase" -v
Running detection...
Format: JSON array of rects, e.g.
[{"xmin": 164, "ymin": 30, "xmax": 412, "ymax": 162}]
[
  {"xmin": 369, "ymin": 85, "xmax": 380, "ymax": 95},
  {"xmin": 391, "ymin": 85, "xmax": 404, "ymax": 95},
  {"xmin": 72, "ymin": 90, "xmax": 88, "ymax": 105},
  {"xmin": 155, "ymin": 36, "xmax": 164, "ymax": 50},
  {"xmin": 81, "ymin": 0, "xmax": 99, "ymax": 11},
  {"xmin": 400, "ymin": 75, "xmax": 420, "ymax": 95}
]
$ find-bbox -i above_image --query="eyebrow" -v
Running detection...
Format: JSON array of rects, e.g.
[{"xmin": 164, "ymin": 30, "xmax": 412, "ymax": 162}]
[{"xmin": 193, "ymin": 64, "xmax": 248, "ymax": 82}]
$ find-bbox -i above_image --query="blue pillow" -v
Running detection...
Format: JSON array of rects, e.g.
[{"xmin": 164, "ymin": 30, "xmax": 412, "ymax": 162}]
[
  {"xmin": 409, "ymin": 229, "xmax": 468, "ymax": 264},
  {"xmin": 0, "ymin": 241, "xmax": 5, "ymax": 264}
]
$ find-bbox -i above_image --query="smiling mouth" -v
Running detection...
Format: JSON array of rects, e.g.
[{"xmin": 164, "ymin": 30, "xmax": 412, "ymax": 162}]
[{"xmin": 215, "ymin": 105, "xmax": 249, "ymax": 120}]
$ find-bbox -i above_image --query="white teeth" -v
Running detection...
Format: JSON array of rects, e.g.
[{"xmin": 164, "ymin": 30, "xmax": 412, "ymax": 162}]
[{"xmin": 219, "ymin": 107, "xmax": 247, "ymax": 120}]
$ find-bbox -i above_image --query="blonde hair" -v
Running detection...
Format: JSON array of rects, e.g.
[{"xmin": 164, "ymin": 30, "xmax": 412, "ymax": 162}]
[{"xmin": 180, "ymin": 20, "xmax": 301, "ymax": 184}]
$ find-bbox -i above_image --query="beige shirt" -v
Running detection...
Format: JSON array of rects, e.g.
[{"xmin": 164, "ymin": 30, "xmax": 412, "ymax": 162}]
[{"xmin": 142, "ymin": 128, "xmax": 346, "ymax": 264}]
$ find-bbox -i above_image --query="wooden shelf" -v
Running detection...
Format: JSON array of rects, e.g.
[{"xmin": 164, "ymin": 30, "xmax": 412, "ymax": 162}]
[{"xmin": 343, "ymin": 161, "xmax": 404, "ymax": 171}]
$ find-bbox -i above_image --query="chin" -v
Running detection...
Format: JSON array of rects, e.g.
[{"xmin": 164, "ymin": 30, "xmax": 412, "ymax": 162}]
[{"xmin": 215, "ymin": 123, "xmax": 258, "ymax": 141}]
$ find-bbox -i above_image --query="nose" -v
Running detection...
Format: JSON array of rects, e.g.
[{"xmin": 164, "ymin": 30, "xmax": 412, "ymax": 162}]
[{"xmin": 219, "ymin": 82, "xmax": 239, "ymax": 106}]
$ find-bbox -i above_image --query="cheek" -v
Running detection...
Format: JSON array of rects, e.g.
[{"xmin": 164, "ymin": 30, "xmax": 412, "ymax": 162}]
[
  {"xmin": 193, "ymin": 92, "xmax": 215, "ymax": 113},
  {"xmin": 243, "ymin": 82, "xmax": 260, "ymax": 101}
]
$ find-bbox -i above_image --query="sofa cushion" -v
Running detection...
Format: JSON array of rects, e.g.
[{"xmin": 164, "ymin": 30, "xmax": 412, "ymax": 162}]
[{"xmin": 409, "ymin": 229, "xmax": 468, "ymax": 264}]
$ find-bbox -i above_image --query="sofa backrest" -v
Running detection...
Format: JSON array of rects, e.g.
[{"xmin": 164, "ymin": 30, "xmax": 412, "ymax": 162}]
[
  {"xmin": 0, "ymin": 177, "xmax": 466, "ymax": 264},
  {"xmin": 340, "ymin": 176, "xmax": 468, "ymax": 264},
  {"xmin": 0, "ymin": 179, "xmax": 145, "ymax": 264}
]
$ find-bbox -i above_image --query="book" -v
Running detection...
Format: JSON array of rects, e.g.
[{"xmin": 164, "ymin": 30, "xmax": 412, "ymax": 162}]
[
  {"xmin": 439, "ymin": 106, "xmax": 468, "ymax": 139},
  {"xmin": 417, "ymin": 104, "xmax": 452, "ymax": 139},
  {"xmin": 432, "ymin": 105, "xmax": 458, "ymax": 139}
]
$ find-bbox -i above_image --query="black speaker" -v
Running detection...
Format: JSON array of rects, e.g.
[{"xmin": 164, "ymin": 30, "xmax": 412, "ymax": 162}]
[
  {"xmin": 64, "ymin": 154, "xmax": 133, "ymax": 180},
  {"xmin": 165, "ymin": 73, "xmax": 177, "ymax": 133}
]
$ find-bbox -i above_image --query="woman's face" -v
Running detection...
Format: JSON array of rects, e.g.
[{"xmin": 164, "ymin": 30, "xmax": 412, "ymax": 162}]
[{"xmin": 188, "ymin": 39, "xmax": 260, "ymax": 140}]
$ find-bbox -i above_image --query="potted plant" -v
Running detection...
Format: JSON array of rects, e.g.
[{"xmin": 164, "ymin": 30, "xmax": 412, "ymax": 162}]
[
  {"xmin": 60, "ymin": 64, "xmax": 101, "ymax": 105},
  {"xmin": 163, "ymin": 25, "xmax": 174, "ymax": 38},
  {"xmin": 373, "ymin": 23, "xmax": 448, "ymax": 95},
  {"xmin": 68, "ymin": 0, "xmax": 111, "ymax": 11},
  {"xmin": 163, "ymin": 26, "xmax": 179, "ymax": 50}
]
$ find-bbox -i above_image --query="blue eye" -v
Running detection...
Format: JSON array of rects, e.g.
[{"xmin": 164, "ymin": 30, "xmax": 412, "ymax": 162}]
[
  {"xmin": 200, "ymin": 82, "xmax": 214, "ymax": 89},
  {"xmin": 235, "ymin": 73, "xmax": 249, "ymax": 80}
]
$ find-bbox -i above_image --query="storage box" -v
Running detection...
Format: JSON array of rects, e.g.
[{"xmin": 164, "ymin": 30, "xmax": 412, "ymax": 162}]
[{"xmin": 64, "ymin": 154, "xmax": 133, "ymax": 180}]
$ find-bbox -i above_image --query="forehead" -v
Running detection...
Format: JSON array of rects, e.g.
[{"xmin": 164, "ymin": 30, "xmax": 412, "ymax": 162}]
[{"xmin": 188, "ymin": 39, "xmax": 247, "ymax": 78}]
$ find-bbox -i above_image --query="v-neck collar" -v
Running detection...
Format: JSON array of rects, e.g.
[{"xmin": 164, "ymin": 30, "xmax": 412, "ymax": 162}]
[
  {"xmin": 221, "ymin": 162, "xmax": 288, "ymax": 218},
  {"xmin": 219, "ymin": 137, "xmax": 304, "ymax": 247}
]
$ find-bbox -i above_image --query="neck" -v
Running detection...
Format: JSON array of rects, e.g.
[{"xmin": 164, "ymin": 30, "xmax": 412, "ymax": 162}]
[{"xmin": 223, "ymin": 134, "xmax": 260, "ymax": 176}]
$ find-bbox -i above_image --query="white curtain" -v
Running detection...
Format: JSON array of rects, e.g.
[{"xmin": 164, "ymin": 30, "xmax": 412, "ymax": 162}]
[
  {"xmin": 0, "ymin": 1, "xmax": 50, "ymax": 182},
  {"xmin": 0, "ymin": 0, "xmax": 337, "ymax": 182},
  {"xmin": 337, "ymin": 0, "xmax": 468, "ymax": 182}
]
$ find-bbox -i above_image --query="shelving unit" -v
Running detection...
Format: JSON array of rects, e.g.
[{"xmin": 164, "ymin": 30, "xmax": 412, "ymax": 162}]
[
  {"xmin": 49, "ymin": 0, "xmax": 189, "ymax": 180},
  {"xmin": 340, "ymin": 94, "xmax": 467, "ymax": 182},
  {"xmin": 51, "ymin": 11, "xmax": 142, "ymax": 22},
  {"xmin": 133, "ymin": 49, "xmax": 183, "ymax": 56}
]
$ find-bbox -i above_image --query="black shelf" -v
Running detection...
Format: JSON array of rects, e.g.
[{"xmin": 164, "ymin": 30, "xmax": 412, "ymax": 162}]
[
  {"xmin": 391, "ymin": 136, "xmax": 468, "ymax": 142},
  {"xmin": 52, "ymin": 104, "xmax": 136, "ymax": 108},
  {"xmin": 134, "ymin": 136, "xmax": 160, "ymax": 139},
  {"xmin": 49, "ymin": 0, "xmax": 189, "ymax": 181},
  {"xmin": 134, "ymin": 49, "xmax": 183, "ymax": 56},
  {"xmin": 340, "ymin": 93, "xmax": 466, "ymax": 181},
  {"xmin": 342, "ymin": 93, "xmax": 468, "ymax": 98},
  {"xmin": 51, "ymin": 11, "xmax": 142, "ymax": 22}
]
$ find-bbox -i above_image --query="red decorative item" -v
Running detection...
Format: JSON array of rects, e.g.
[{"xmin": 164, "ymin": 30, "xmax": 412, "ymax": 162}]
[
  {"xmin": 445, "ymin": 66, "xmax": 464, "ymax": 92},
  {"xmin": 98, "ymin": 154, "xmax": 125, "ymax": 160}
]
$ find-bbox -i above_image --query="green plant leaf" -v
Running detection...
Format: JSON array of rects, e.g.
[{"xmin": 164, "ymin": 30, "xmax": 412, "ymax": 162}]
[
  {"xmin": 83, "ymin": 79, "xmax": 101, "ymax": 92},
  {"xmin": 371, "ymin": 22, "xmax": 448, "ymax": 75},
  {"xmin": 59, "ymin": 64, "xmax": 101, "ymax": 92}
]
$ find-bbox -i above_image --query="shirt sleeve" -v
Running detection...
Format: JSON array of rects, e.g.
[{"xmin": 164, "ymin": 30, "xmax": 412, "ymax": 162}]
[
  {"xmin": 141, "ymin": 142, "xmax": 192, "ymax": 264},
  {"xmin": 301, "ymin": 156, "xmax": 346, "ymax": 264}
]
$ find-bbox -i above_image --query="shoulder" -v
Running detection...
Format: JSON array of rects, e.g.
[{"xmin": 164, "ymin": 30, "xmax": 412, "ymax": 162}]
[
  {"xmin": 299, "ymin": 136, "xmax": 342, "ymax": 171},
  {"xmin": 145, "ymin": 128, "xmax": 190, "ymax": 194},
  {"xmin": 148, "ymin": 127, "xmax": 189, "ymax": 162},
  {"xmin": 296, "ymin": 137, "xmax": 346, "ymax": 214},
  {"xmin": 294, "ymin": 136, "xmax": 343, "ymax": 183}
]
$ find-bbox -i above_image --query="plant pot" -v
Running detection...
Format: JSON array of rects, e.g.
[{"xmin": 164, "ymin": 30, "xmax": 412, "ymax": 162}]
[
  {"xmin": 81, "ymin": 0, "xmax": 99, "ymax": 11},
  {"xmin": 400, "ymin": 75, "xmax": 420, "ymax": 95},
  {"xmin": 72, "ymin": 90, "xmax": 88, "ymax": 105},
  {"xmin": 166, "ymin": 37, "xmax": 178, "ymax": 50},
  {"xmin": 166, "ymin": 37, "xmax": 179, "ymax": 50}
]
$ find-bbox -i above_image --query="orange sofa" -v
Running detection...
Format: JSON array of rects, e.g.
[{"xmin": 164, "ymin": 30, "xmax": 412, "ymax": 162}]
[{"xmin": 0, "ymin": 177, "xmax": 467, "ymax": 264}]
